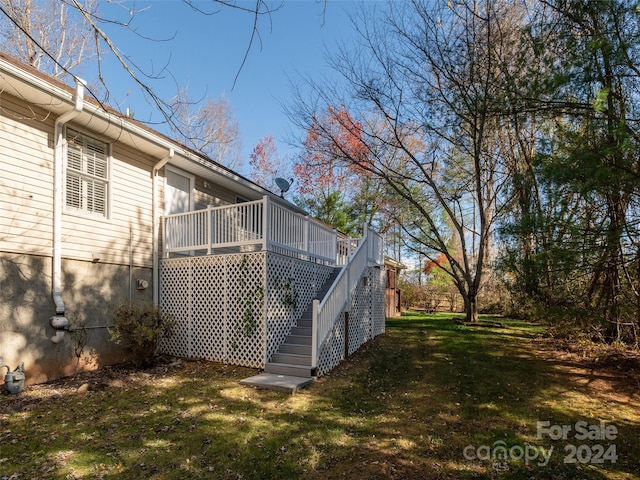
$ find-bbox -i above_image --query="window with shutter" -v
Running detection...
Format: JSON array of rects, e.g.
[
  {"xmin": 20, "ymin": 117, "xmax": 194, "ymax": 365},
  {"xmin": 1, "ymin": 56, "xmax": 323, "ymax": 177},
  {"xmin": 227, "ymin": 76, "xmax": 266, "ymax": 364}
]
[{"xmin": 65, "ymin": 129, "xmax": 109, "ymax": 217}]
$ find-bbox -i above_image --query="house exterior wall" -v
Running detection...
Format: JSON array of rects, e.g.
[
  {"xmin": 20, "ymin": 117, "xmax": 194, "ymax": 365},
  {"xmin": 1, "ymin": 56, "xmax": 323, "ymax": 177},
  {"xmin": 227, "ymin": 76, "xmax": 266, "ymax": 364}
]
[
  {"xmin": 0, "ymin": 92, "xmax": 55, "ymax": 256},
  {"xmin": 194, "ymin": 176, "xmax": 238, "ymax": 209},
  {"xmin": 0, "ymin": 252, "xmax": 151, "ymax": 384},
  {"xmin": 0, "ymin": 91, "xmax": 159, "ymax": 383},
  {"xmin": 61, "ymin": 140, "xmax": 157, "ymax": 266},
  {"xmin": 1, "ymin": 82, "xmax": 258, "ymax": 385}
]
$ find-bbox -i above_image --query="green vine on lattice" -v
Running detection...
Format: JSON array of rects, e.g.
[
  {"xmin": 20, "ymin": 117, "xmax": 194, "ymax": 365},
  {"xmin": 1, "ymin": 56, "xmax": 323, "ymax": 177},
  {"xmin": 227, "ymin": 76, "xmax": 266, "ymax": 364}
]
[
  {"xmin": 281, "ymin": 277, "xmax": 298, "ymax": 311},
  {"xmin": 231, "ymin": 255, "xmax": 264, "ymax": 350},
  {"xmin": 242, "ymin": 284, "xmax": 264, "ymax": 338}
]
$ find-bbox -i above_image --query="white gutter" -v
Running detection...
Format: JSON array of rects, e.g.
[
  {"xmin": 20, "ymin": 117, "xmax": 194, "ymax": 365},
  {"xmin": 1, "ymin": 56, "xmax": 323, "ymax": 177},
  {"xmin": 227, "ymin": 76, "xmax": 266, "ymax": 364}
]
[
  {"xmin": 1, "ymin": 55, "xmax": 285, "ymax": 205},
  {"xmin": 152, "ymin": 148, "xmax": 174, "ymax": 304},
  {"xmin": 50, "ymin": 77, "xmax": 86, "ymax": 344}
]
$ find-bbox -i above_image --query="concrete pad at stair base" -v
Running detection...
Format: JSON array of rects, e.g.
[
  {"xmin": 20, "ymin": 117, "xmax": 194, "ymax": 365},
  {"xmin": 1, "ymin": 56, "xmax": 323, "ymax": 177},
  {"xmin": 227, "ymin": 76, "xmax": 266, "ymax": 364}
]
[{"xmin": 240, "ymin": 373, "xmax": 315, "ymax": 394}]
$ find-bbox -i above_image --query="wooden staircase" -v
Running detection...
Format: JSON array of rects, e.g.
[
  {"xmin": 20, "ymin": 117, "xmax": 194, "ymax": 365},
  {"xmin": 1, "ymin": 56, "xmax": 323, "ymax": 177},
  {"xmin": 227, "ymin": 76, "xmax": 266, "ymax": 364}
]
[{"xmin": 264, "ymin": 267, "xmax": 342, "ymax": 378}]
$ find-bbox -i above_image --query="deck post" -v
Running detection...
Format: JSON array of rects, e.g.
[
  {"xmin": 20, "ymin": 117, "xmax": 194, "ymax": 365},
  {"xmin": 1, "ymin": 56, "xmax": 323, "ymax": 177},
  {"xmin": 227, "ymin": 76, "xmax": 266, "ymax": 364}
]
[
  {"xmin": 304, "ymin": 215, "xmax": 310, "ymax": 261},
  {"xmin": 161, "ymin": 217, "xmax": 167, "ymax": 258},
  {"xmin": 364, "ymin": 222, "xmax": 371, "ymax": 265},
  {"xmin": 262, "ymin": 195, "xmax": 270, "ymax": 252},
  {"xmin": 331, "ymin": 229, "xmax": 337, "ymax": 266},
  {"xmin": 206, "ymin": 205, "xmax": 212, "ymax": 255},
  {"xmin": 311, "ymin": 299, "xmax": 319, "ymax": 370}
]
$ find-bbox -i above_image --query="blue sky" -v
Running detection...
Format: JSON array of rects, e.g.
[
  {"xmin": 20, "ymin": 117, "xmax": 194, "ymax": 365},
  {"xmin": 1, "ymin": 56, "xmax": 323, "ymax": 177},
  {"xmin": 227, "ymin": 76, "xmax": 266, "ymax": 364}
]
[{"xmin": 97, "ymin": 0, "xmax": 382, "ymax": 175}]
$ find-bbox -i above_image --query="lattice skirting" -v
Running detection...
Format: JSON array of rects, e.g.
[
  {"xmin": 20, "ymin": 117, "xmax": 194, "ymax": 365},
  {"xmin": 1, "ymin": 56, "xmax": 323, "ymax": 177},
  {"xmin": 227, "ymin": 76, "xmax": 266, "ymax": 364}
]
[
  {"xmin": 316, "ymin": 266, "xmax": 386, "ymax": 376},
  {"xmin": 159, "ymin": 252, "xmax": 334, "ymax": 369},
  {"xmin": 160, "ymin": 253, "xmax": 267, "ymax": 367},
  {"xmin": 265, "ymin": 253, "xmax": 333, "ymax": 362}
]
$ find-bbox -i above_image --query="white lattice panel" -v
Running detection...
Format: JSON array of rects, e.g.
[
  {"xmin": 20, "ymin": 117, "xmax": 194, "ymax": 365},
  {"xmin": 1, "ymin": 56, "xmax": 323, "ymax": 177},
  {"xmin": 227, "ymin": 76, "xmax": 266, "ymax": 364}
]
[
  {"xmin": 160, "ymin": 258, "xmax": 192, "ymax": 358},
  {"xmin": 317, "ymin": 312, "xmax": 345, "ymax": 376},
  {"xmin": 265, "ymin": 253, "xmax": 333, "ymax": 361},
  {"xmin": 348, "ymin": 275, "xmax": 371, "ymax": 355},
  {"xmin": 225, "ymin": 253, "xmax": 266, "ymax": 367},
  {"xmin": 159, "ymin": 253, "xmax": 266, "ymax": 368},
  {"xmin": 317, "ymin": 267, "xmax": 387, "ymax": 376},
  {"xmin": 265, "ymin": 254, "xmax": 296, "ymax": 360},
  {"xmin": 160, "ymin": 254, "xmax": 383, "ymax": 375},
  {"xmin": 191, "ymin": 255, "xmax": 226, "ymax": 361}
]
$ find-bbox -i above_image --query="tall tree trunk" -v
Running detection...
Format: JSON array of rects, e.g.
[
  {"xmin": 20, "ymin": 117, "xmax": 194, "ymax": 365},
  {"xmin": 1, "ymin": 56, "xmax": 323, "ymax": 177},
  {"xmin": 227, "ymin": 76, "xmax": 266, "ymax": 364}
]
[{"xmin": 463, "ymin": 290, "xmax": 479, "ymax": 323}]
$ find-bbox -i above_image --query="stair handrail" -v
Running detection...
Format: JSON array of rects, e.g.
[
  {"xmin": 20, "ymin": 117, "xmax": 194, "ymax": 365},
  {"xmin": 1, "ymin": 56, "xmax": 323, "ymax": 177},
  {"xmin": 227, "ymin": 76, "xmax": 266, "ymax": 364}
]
[{"xmin": 311, "ymin": 232, "xmax": 369, "ymax": 370}]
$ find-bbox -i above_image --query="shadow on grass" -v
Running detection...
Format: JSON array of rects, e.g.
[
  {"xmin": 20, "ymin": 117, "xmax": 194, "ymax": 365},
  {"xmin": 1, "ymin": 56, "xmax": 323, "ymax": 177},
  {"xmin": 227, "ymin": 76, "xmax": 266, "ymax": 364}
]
[
  {"xmin": 364, "ymin": 314, "xmax": 640, "ymax": 479},
  {"xmin": 1, "ymin": 312, "xmax": 639, "ymax": 479}
]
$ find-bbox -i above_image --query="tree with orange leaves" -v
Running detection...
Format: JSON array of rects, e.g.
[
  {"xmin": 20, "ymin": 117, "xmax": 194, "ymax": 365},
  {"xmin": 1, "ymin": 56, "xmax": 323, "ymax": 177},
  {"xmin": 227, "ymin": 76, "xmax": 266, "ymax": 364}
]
[
  {"xmin": 249, "ymin": 135, "xmax": 291, "ymax": 194},
  {"xmin": 293, "ymin": 106, "xmax": 378, "ymax": 235},
  {"xmin": 423, "ymin": 253, "xmax": 449, "ymax": 276},
  {"xmin": 295, "ymin": 106, "xmax": 370, "ymax": 195},
  {"xmin": 291, "ymin": 1, "xmax": 516, "ymax": 322}
]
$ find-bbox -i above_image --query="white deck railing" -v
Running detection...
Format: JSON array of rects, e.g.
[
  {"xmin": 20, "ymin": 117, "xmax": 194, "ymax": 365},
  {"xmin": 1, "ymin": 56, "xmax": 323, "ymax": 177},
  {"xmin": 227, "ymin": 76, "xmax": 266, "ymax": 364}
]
[
  {"xmin": 337, "ymin": 237, "xmax": 361, "ymax": 266},
  {"xmin": 311, "ymin": 225, "xmax": 384, "ymax": 369},
  {"xmin": 163, "ymin": 196, "xmax": 338, "ymax": 264}
]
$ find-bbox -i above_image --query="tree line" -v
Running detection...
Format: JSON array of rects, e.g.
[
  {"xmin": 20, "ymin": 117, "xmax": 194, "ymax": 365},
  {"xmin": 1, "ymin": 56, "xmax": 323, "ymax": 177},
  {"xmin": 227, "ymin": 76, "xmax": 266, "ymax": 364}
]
[
  {"xmin": 3, "ymin": 0, "xmax": 640, "ymax": 342},
  {"xmin": 287, "ymin": 0, "xmax": 640, "ymax": 343}
]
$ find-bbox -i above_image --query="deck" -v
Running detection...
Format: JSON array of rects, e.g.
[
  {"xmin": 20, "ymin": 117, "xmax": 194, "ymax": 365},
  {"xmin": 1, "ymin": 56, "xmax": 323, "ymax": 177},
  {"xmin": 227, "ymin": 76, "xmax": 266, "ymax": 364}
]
[{"xmin": 160, "ymin": 196, "xmax": 385, "ymax": 378}]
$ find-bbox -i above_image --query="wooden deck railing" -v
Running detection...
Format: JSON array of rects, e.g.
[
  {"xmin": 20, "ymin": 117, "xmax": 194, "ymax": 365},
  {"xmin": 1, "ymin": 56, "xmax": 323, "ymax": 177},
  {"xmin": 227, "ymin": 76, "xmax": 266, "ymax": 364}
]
[{"xmin": 163, "ymin": 196, "xmax": 338, "ymax": 264}]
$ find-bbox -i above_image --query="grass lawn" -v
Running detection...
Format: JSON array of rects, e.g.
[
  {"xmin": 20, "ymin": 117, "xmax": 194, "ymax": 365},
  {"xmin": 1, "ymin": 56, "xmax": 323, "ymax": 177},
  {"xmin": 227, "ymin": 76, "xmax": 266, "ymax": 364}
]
[{"xmin": 1, "ymin": 312, "xmax": 639, "ymax": 479}]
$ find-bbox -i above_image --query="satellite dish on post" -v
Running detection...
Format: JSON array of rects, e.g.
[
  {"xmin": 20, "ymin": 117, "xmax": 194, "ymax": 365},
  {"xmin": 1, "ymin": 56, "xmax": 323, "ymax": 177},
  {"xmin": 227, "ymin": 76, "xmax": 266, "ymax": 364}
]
[{"xmin": 275, "ymin": 177, "xmax": 293, "ymax": 198}]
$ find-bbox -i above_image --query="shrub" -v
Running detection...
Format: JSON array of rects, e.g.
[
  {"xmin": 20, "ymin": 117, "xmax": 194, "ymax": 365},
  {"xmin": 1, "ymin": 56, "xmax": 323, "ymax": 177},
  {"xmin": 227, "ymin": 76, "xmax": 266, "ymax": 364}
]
[{"xmin": 109, "ymin": 301, "xmax": 175, "ymax": 367}]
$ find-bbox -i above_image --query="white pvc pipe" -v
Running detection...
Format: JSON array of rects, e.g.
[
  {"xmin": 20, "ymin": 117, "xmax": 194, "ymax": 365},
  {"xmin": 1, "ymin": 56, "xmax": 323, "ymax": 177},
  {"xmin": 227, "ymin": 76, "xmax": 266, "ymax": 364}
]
[
  {"xmin": 51, "ymin": 77, "xmax": 85, "ymax": 341},
  {"xmin": 152, "ymin": 148, "xmax": 174, "ymax": 304}
]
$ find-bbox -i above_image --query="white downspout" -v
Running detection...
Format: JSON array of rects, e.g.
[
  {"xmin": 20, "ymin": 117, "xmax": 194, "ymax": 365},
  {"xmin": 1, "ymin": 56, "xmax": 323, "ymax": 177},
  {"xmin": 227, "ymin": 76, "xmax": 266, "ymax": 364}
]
[
  {"xmin": 50, "ymin": 77, "xmax": 86, "ymax": 344},
  {"xmin": 152, "ymin": 148, "xmax": 174, "ymax": 305}
]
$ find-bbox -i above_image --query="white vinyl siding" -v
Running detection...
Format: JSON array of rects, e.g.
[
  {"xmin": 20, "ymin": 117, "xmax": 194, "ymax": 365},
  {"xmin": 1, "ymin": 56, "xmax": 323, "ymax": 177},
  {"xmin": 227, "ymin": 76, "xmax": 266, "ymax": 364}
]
[
  {"xmin": 194, "ymin": 177, "xmax": 237, "ymax": 209},
  {"xmin": 66, "ymin": 129, "xmax": 109, "ymax": 217},
  {"xmin": 0, "ymin": 95, "xmax": 54, "ymax": 256},
  {"xmin": 62, "ymin": 142, "xmax": 156, "ymax": 267}
]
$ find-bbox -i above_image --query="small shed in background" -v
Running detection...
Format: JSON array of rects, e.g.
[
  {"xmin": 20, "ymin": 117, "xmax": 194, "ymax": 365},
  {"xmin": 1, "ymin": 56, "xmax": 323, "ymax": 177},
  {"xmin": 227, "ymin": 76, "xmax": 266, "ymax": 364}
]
[{"xmin": 384, "ymin": 256, "xmax": 405, "ymax": 318}]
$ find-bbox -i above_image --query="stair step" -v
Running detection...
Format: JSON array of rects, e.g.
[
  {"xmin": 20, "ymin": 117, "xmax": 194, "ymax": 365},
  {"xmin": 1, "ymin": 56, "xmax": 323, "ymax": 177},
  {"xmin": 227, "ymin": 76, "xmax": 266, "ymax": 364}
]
[
  {"xmin": 291, "ymin": 326, "xmax": 312, "ymax": 336},
  {"xmin": 240, "ymin": 373, "xmax": 314, "ymax": 394},
  {"xmin": 286, "ymin": 335, "xmax": 312, "ymax": 346},
  {"xmin": 264, "ymin": 362, "xmax": 314, "ymax": 378},
  {"xmin": 271, "ymin": 352, "xmax": 312, "ymax": 366},
  {"xmin": 262, "ymin": 267, "xmax": 342, "ymax": 381},
  {"xmin": 279, "ymin": 343, "xmax": 311, "ymax": 355}
]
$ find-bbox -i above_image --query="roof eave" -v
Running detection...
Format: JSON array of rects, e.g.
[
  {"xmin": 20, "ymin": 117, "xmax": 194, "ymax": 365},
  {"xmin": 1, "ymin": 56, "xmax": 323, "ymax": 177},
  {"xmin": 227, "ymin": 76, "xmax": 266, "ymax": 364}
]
[{"xmin": 0, "ymin": 53, "xmax": 304, "ymax": 211}]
